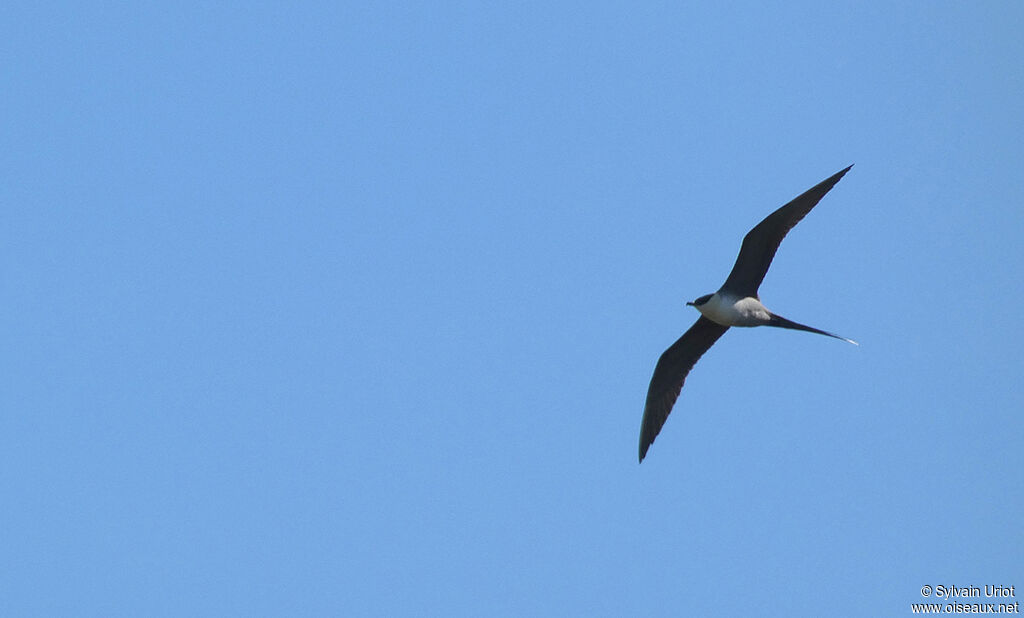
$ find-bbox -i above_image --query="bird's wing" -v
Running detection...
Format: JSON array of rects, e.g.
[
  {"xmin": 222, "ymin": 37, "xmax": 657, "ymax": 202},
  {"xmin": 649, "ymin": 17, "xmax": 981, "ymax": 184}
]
[
  {"xmin": 639, "ymin": 316, "xmax": 729, "ymax": 462},
  {"xmin": 720, "ymin": 165, "xmax": 852, "ymax": 297}
]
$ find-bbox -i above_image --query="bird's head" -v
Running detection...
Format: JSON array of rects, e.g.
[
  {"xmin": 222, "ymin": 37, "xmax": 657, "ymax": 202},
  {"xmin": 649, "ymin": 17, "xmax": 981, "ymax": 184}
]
[{"xmin": 686, "ymin": 293, "xmax": 714, "ymax": 308}]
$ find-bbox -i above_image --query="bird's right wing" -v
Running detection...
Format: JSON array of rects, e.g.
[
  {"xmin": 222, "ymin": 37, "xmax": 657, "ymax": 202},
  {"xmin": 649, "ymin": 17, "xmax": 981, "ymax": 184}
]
[
  {"xmin": 720, "ymin": 165, "xmax": 852, "ymax": 297},
  {"xmin": 639, "ymin": 316, "xmax": 729, "ymax": 462}
]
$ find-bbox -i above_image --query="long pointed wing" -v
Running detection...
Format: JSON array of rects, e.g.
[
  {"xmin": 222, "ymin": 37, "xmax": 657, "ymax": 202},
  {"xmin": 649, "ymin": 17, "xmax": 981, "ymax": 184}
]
[
  {"xmin": 720, "ymin": 165, "xmax": 852, "ymax": 297},
  {"xmin": 639, "ymin": 317, "xmax": 729, "ymax": 462}
]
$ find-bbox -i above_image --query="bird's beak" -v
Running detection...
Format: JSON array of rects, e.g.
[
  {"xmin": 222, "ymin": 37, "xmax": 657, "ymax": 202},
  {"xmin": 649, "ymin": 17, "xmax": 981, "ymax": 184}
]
[{"xmin": 685, "ymin": 301, "xmax": 694, "ymax": 307}]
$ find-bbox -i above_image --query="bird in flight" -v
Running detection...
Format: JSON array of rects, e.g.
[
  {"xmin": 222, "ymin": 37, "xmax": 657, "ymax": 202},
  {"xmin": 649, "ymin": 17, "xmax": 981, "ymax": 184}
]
[{"xmin": 638, "ymin": 166, "xmax": 857, "ymax": 463}]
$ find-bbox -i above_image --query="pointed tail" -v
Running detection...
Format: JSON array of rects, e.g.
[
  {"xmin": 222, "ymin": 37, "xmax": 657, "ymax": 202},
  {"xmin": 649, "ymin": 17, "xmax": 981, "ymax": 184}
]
[{"xmin": 768, "ymin": 313, "xmax": 858, "ymax": 345}]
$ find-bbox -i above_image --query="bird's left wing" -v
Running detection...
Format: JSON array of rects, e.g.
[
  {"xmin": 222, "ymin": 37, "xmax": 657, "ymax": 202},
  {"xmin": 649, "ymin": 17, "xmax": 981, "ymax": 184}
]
[
  {"xmin": 720, "ymin": 165, "xmax": 852, "ymax": 297},
  {"xmin": 639, "ymin": 316, "xmax": 729, "ymax": 462}
]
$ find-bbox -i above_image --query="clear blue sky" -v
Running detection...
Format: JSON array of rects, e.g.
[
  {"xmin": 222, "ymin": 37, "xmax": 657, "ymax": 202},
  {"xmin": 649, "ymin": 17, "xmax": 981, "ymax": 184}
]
[{"xmin": 3, "ymin": 3, "xmax": 1022, "ymax": 616}]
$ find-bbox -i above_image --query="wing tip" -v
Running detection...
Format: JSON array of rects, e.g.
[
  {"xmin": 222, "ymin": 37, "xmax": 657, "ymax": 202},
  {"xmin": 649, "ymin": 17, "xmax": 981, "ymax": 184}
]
[
  {"xmin": 833, "ymin": 164, "xmax": 854, "ymax": 182},
  {"xmin": 638, "ymin": 423, "xmax": 654, "ymax": 463}
]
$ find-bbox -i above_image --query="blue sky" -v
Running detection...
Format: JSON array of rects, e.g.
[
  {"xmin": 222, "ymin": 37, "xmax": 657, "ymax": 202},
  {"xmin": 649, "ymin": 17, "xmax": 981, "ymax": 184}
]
[{"xmin": 2, "ymin": 2, "xmax": 1022, "ymax": 616}]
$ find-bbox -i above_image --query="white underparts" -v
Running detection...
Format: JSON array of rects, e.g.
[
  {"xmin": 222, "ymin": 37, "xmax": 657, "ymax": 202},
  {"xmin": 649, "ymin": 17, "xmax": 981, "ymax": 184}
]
[{"xmin": 696, "ymin": 293, "xmax": 772, "ymax": 327}]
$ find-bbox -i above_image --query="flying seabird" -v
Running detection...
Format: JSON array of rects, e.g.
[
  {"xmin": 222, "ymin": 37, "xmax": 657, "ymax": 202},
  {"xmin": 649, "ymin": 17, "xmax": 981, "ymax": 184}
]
[{"xmin": 638, "ymin": 166, "xmax": 857, "ymax": 463}]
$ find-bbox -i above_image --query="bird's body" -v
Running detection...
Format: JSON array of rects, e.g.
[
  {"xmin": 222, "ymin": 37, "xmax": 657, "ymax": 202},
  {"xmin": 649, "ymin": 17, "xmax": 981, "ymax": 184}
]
[
  {"xmin": 692, "ymin": 293, "xmax": 772, "ymax": 327},
  {"xmin": 638, "ymin": 166, "xmax": 857, "ymax": 463}
]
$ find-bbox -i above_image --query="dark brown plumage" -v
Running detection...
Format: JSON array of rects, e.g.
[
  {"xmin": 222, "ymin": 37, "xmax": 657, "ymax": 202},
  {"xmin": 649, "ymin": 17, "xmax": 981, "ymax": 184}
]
[
  {"xmin": 721, "ymin": 165, "xmax": 852, "ymax": 297},
  {"xmin": 638, "ymin": 317, "xmax": 728, "ymax": 462}
]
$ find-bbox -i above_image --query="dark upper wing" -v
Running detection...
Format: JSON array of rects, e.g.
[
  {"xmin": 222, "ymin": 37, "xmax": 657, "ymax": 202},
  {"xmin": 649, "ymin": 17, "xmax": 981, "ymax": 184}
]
[
  {"xmin": 720, "ymin": 165, "xmax": 852, "ymax": 297},
  {"xmin": 639, "ymin": 316, "xmax": 729, "ymax": 462}
]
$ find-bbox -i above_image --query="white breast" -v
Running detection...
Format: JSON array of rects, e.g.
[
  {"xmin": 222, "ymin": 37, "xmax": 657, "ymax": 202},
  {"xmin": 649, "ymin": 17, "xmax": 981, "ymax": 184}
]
[{"xmin": 697, "ymin": 293, "xmax": 772, "ymax": 327}]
